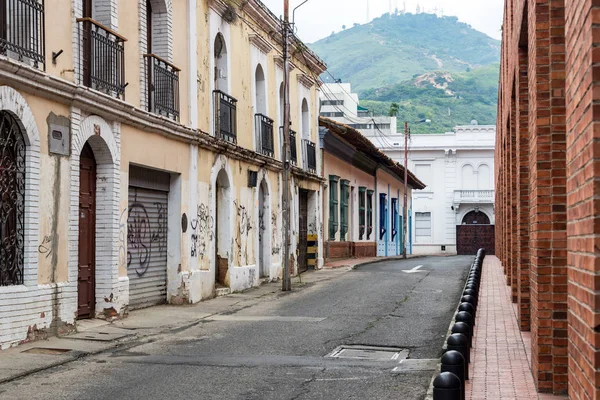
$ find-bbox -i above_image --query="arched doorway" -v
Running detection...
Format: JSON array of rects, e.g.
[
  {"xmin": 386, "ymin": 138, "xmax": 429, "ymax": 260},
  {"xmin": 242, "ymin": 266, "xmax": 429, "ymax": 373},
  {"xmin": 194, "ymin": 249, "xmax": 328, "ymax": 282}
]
[
  {"xmin": 258, "ymin": 179, "xmax": 270, "ymax": 278},
  {"xmin": 215, "ymin": 169, "xmax": 231, "ymax": 287},
  {"xmin": 301, "ymin": 98, "xmax": 309, "ymax": 139},
  {"xmin": 77, "ymin": 142, "xmax": 96, "ymax": 318},
  {"xmin": 462, "ymin": 210, "xmax": 490, "ymax": 225}
]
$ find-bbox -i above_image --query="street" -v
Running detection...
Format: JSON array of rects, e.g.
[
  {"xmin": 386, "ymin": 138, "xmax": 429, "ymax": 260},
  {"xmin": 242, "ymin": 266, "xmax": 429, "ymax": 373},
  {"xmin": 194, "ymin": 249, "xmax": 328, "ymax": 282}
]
[{"xmin": 0, "ymin": 256, "xmax": 471, "ymax": 400}]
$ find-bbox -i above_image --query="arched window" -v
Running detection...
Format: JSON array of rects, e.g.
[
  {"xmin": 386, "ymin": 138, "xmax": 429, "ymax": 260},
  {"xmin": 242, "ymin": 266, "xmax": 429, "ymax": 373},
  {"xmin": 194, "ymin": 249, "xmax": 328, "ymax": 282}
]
[
  {"xmin": 214, "ymin": 33, "xmax": 228, "ymax": 91},
  {"xmin": 461, "ymin": 164, "xmax": 476, "ymax": 189},
  {"xmin": 301, "ymin": 98, "xmax": 309, "ymax": 139},
  {"xmin": 255, "ymin": 64, "xmax": 266, "ymax": 115},
  {"xmin": 0, "ymin": 111, "xmax": 26, "ymax": 286},
  {"xmin": 477, "ymin": 164, "xmax": 490, "ymax": 190}
]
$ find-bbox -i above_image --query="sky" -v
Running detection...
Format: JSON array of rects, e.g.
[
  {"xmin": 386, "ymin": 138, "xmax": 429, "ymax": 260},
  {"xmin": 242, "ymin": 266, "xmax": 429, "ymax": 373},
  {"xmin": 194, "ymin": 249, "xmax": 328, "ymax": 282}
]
[{"xmin": 261, "ymin": 0, "xmax": 505, "ymax": 43}]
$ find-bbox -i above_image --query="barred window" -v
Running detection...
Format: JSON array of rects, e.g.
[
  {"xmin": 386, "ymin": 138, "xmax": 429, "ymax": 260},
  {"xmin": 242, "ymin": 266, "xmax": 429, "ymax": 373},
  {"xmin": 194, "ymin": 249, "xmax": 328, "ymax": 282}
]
[{"xmin": 0, "ymin": 111, "xmax": 26, "ymax": 286}]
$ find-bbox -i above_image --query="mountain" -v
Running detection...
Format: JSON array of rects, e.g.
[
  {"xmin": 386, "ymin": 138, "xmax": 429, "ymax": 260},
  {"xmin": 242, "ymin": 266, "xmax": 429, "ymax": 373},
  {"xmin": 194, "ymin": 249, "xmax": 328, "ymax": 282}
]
[
  {"xmin": 310, "ymin": 12, "xmax": 501, "ymax": 93},
  {"xmin": 360, "ymin": 64, "xmax": 499, "ymax": 134}
]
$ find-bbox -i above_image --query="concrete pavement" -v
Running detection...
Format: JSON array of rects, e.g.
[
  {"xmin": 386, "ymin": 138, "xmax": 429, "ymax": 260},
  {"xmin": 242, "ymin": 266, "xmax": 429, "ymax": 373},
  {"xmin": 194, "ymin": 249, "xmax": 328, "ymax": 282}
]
[{"xmin": 0, "ymin": 256, "xmax": 471, "ymax": 399}]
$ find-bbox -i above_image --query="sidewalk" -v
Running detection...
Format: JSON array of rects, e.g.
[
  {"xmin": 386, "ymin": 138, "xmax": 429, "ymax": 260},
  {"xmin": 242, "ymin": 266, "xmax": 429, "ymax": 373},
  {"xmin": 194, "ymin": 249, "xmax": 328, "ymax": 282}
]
[
  {"xmin": 465, "ymin": 256, "xmax": 567, "ymax": 400},
  {"xmin": 0, "ymin": 265, "xmax": 352, "ymax": 385},
  {"xmin": 323, "ymin": 254, "xmax": 425, "ymax": 269}
]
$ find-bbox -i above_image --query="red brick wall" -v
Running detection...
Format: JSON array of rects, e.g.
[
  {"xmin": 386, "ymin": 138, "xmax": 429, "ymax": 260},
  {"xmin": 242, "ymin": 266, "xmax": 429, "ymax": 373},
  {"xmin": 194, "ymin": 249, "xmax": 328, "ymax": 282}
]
[
  {"xmin": 564, "ymin": 1, "xmax": 600, "ymax": 398},
  {"xmin": 497, "ymin": 0, "xmax": 569, "ymax": 395},
  {"xmin": 351, "ymin": 242, "xmax": 376, "ymax": 258}
]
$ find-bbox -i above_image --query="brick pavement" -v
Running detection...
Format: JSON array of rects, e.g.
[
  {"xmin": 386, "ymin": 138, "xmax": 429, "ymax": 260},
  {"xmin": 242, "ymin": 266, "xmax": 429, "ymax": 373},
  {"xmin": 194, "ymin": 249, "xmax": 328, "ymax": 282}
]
[{"xmin": 465, "ymin": 256, "xmax": 566, "ymax": 400}]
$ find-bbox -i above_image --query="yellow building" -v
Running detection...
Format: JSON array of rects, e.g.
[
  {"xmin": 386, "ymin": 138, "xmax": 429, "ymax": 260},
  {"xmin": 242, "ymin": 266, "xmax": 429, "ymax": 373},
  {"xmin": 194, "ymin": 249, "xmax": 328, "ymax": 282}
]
[{"xmin": 0, "ymin": 0, "xmax": 325, "ymax": 348}]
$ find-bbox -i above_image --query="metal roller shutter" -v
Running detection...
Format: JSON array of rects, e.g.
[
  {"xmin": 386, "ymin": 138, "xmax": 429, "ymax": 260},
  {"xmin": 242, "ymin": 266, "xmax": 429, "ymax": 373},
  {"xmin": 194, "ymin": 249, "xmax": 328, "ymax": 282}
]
[{"xmin": 128, "ymin": 167, "xmax": 170, "ymax": 309}]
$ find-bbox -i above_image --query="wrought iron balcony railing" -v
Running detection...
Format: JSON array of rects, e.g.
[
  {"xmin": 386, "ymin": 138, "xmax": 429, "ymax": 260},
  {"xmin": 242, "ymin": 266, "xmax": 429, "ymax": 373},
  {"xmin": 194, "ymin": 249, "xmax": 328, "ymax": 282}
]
[
  {"xmin": 144, "ymin": 54, "xmax": 180, "ymax": 121},
  {"xmin": 255, "ymin": 113, "xmax": 274, "ymax": 157},
  {"xmin": 0, "ymin": 0, "xmax": 45, "ymax": 69},
  {"xmin": 279, "ymin": 127, "xmax": 297, "ymax": 165},
  {"xmin": 77, "ymin": 17, "xmax": 126, "ymax": 98},
  {"xmin": 213, "ymin": 90, "xmax": 237, "ymax": 143},
  {"xmin": 303, "ymin": 139, "xmax": 316, "ymax": 173}
]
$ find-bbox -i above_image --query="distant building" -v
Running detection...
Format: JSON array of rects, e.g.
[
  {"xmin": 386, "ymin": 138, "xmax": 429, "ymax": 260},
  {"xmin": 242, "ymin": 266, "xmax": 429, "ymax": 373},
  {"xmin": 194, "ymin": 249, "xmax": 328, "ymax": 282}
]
[
  {"xmin": 320, "ymin": 84, "xmax": 496, "ymax": 255},
  {"xmin": 319, "ymin": 83, "xmax": 398, "ymax": 137},
  {"xmin": 368, "ymin": 122, "xmax": 496, "ymax": 255}
]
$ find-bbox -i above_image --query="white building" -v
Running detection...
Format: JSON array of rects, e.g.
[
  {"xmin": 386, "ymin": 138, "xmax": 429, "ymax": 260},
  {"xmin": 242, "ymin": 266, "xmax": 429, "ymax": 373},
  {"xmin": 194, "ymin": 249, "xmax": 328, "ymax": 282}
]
[
  {"xmin": 320, "ymin": 83, "xmax": 496, "ymax": 255},
  {"xmin": 370, "ymin": 123, "xmax": 496, "ymax": 255}
]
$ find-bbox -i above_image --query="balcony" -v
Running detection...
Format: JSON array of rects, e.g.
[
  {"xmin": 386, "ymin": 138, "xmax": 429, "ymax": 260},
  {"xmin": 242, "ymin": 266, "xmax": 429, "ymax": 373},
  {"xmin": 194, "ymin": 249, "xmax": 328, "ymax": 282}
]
[
  {"xmin": 303, "ymin": 139, "xmax": 316, "ymax": 173},
  {"xmin": 77, "ymin": 18, "xmax": 126, "ymax": 98},
  {"xmin": 454, "ymin": 190, "xmax": 495, "ymax": 205},
  {"xmin": 144, "ymin": 54, "xmax": 180, "ymax": 121},
  {"xmin": 279, "ymin": 127, "xmax": 297, "ymax": 165},
  {"xmin": 213, "ymin": 90, "xmax": 237, "ymax": 144},
  {"xmin": 255, "ymin": 114, "xmax": 274, "ymax": 157},
  {"xmin": 0, "ymin": 0, "xmax": 45, "ymax": 69}
]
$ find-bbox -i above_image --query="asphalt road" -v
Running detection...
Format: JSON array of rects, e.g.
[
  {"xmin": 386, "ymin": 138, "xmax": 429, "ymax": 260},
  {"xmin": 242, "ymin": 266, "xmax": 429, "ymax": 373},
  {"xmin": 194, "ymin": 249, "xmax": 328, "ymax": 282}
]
[{"xmin": 0, "ymin": 256, "xmax": 471, "ymax": 400}]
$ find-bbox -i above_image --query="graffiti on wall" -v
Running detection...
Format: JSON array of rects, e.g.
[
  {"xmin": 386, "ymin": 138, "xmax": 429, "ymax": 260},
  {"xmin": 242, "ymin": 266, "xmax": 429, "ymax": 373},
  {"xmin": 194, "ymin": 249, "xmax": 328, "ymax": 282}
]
[
  {"xmin": 118, "ymin": 208, "xmax": 127, "ymax": 268},
  {"xmin": 234, "ymin": 200, "xmax": 253, "ymax": 265},
  {"xmin": 190, "ymin": 203, "xmax": 214, "ymax": 259},
  {"xmin": 127, "ymin": 199, "xmax": 168, "ymax": 277},
  {"xmin": 38, "ymin": 235, "xmax": 53, "ymax": 259}
]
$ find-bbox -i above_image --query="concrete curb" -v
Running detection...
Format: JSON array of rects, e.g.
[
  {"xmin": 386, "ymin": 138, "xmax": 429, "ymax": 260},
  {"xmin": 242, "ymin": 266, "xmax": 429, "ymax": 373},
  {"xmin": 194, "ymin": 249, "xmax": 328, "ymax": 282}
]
[{"xmin": 424, "ymin": 256, "xmax": 475, "ymax": 400}]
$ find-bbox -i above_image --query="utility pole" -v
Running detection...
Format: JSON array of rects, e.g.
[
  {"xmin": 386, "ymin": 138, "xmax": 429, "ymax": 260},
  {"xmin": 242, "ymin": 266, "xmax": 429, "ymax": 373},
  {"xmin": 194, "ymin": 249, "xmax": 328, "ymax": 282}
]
[
  {"xmin": 281, "ymin": 0, "xmax": 292, "ymax": 291},
  {"xmin": 402, "ymin": 122, "xmax": 409, "ymax": 259}
]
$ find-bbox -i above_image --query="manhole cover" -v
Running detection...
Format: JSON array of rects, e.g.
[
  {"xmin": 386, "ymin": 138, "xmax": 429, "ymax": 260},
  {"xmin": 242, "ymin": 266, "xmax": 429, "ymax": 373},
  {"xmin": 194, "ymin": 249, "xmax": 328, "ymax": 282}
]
[
  {"xmin": 22, "ymin": 347, "xmax": 71, "ymax": 355},
  {"xmin": 326, "ymin": 345, "xmax": 409, "ymax": 361}
]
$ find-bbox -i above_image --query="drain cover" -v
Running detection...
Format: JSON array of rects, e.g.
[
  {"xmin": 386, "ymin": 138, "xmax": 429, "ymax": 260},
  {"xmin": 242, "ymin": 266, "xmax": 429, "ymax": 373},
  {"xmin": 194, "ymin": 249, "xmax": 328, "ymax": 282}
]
[
  {"xmin": 326, "ymin": 345, "xmax": 409, "ymax": 361},
  {"xmin": 22, "ymin": 347, "xmax": 71, "ymax": 355}
]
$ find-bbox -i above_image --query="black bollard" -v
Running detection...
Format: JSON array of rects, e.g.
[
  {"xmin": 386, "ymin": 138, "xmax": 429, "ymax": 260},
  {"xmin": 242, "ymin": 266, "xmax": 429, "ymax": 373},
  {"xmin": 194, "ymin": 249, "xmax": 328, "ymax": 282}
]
[
  {"xmin": 458, "ymin": 302, "xmax": 476, "ymax": 321},
  {"xmin": 433, "ymin": 371, "xmax": 462, "ymax": 400},
  {"xmin": 461, "ymin": 295, "xmax": 476, "ymax": 311},
  {"xmin": 462, "ymin": 289, "xmax": 477, "ymax": 306},
  {"xmin": 447, "ymin": 333, "xmax": 470, "ymax": 374},
  {"xmin": 452, "ymin": 321, "xmax": 472, "ymax": 347},
  {"xmin": 441, "ymin": 350, "xmax": 466, "ymax": 400},
  {"xmin": 455, "ymin": 311, "xmax": 474, "ymax": 345}
]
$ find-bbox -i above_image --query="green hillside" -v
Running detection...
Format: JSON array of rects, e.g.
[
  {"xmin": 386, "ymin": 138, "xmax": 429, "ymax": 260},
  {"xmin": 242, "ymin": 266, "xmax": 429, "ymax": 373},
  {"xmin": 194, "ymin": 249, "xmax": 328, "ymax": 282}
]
[
  {"xmin": 359, "ymin": 64, "xmax": 499, "ymax": 134},
  {"xmin": 310, "ymin": 12, "xmax": 501, "ymax": 93}
]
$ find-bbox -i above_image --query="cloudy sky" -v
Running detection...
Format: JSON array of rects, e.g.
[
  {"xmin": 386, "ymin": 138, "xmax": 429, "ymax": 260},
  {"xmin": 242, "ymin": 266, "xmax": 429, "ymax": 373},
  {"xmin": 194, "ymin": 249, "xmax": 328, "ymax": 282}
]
[{"xmin": 261, "ymin": 0, "xmax": 505, "ymax": 43}]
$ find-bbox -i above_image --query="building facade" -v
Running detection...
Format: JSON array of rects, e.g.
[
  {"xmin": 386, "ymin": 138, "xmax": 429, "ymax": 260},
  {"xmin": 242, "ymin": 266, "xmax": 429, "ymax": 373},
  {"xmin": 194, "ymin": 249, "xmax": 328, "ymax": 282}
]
[
  {"xmin": 319, "ymin": 118, "xmax": 425, "ymax": 261},
  {"xmin": 496, "ymin": 0, "xmax": 600, "ymax": 397},
  {"xmin": 371, "ymin": 123, "xmax": 496, "ymax": 255},
  {"xmin": 0, "ymin": 0, "xmax": 325, "ymax": 349}
]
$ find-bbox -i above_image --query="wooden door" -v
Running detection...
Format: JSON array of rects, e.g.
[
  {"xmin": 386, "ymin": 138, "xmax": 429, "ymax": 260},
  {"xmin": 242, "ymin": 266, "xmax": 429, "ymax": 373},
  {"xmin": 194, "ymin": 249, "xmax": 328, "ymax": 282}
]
[
  {"xmin": 297, "ymin": 190, "xmax": 308, "ymax": 274},
  {"xmin": 78, "ymin": 143, "xmax": 96, "ymax": 319}
]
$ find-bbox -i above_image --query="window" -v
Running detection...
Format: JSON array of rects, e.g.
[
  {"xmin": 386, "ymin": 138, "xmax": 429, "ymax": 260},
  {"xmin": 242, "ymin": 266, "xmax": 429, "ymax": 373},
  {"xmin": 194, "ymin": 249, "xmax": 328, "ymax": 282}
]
[
  {"xmin": 301, "ymin": 98, "xmax": 310, "ymax": 139},
  {"xmin": 379, "ymin": 193, "xmax": 387, "ymax": 240},
  {"xmin": 415, "ymin": 212, "xmax": 432, "ymax": 242},
  {"xmin": 366, "ymin": 190, "xmax": 373, "ymax": 240},
  {"xmin": 0, "ymin": 0, "xmax": 45, "ymax": 69},
  {"xmin": 322, "ymin": 100, "xmax": 343, "ymax": 106},
  {"xmin": 329, "ymin": 175, "xmax": 339, "ymax": 240},
  {"xmin": 320, "ymin": 112, "xmax": 344, "ymax": 118},
  {"xmin": 348, "ymin": 124, "xmax": 372, "ymax": 129},
  {"xmin": 391, "ymin": 198, "xmax": 398, "ymax": 241},
  {"xmin": 0, "ymin": 112, "xmax": 26, "ymax": 286},
  {"xmin": 358, "ymin": 187, "xmax": 366, "ymax": 240},
  {"xmin": 415, "ymin": 164, "xmax": 432, "ymax": 186},
  {"xmin": 340, "ymin": 180, "xmax": 350, "ymax": 240}
]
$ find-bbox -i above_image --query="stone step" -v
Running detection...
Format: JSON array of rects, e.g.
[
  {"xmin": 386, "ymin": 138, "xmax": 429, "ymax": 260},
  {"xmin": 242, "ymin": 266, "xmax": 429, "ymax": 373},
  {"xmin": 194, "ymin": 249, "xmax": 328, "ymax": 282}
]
[{"xmin": 216, "ymin": 287, "xmax": 231, "ymax": 297}]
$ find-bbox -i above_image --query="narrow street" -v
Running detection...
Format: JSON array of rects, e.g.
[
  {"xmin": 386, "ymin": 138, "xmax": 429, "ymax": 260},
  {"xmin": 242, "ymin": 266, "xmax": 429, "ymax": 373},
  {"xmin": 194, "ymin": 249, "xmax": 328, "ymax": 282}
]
[{"xmin": 0, "ymin": 256, "xmax": 470, "ymax": 400}]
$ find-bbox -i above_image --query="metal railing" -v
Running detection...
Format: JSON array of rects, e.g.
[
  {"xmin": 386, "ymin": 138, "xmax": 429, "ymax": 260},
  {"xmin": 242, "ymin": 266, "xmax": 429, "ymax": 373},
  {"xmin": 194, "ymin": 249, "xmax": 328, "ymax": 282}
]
[
  {"xmin": 303, "ymin": 139, "xmax": 316, "ymax": 173},
  {"xmin": 279, "ymin": 127, "xmax": 297, "ymax": 165},
  {"xmin": 77, "ymin": 17, "xmax": 126, "ymax": 98},
  {"xmin": 144, "ymin": 54, "xmax": 180, "ymax": 121},
  {"xmin": 213, "ymin": 90, "xmax": 237, "ymax": 143},
  {"xmin": 255, "ymin": 113, "xmax": 274, "ymax": 157},
  {"xmin": 454, "ymin": 190, "xmax": 495, "ymax": 203},
  {"xmin": 0, "ymin": 0, "xmax": 45, "ymax": 69}
]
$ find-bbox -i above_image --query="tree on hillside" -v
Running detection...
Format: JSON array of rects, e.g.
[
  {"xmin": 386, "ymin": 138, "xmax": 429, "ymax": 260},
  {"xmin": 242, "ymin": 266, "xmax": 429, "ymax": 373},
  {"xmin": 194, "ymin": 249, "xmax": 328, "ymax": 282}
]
[
  {"xmin": 342, "ymin": 25, "xmax": 346, "ymax": 30},
  {"xmin": 389, "ymin": 102, "xmax": 399, "ymax": 116}
]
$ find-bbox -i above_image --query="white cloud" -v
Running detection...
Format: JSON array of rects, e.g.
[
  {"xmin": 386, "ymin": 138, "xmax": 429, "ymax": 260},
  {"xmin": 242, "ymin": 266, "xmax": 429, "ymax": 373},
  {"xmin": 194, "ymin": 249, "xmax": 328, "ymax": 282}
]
[{"xmin": 261, "ymin": 0, "xmax": 504, "ymax": 43}]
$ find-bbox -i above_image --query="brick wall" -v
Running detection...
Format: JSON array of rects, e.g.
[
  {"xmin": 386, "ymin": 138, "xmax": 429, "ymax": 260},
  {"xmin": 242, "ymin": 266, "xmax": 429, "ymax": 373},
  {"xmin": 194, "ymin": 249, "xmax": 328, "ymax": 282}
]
[
  {"xmin": 497, "ymin": 0, "xmax": 570, "ymax": 395},
  {"xmin": 564, "ymin": 1, "xmax": 600, "ymax": 398}
]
